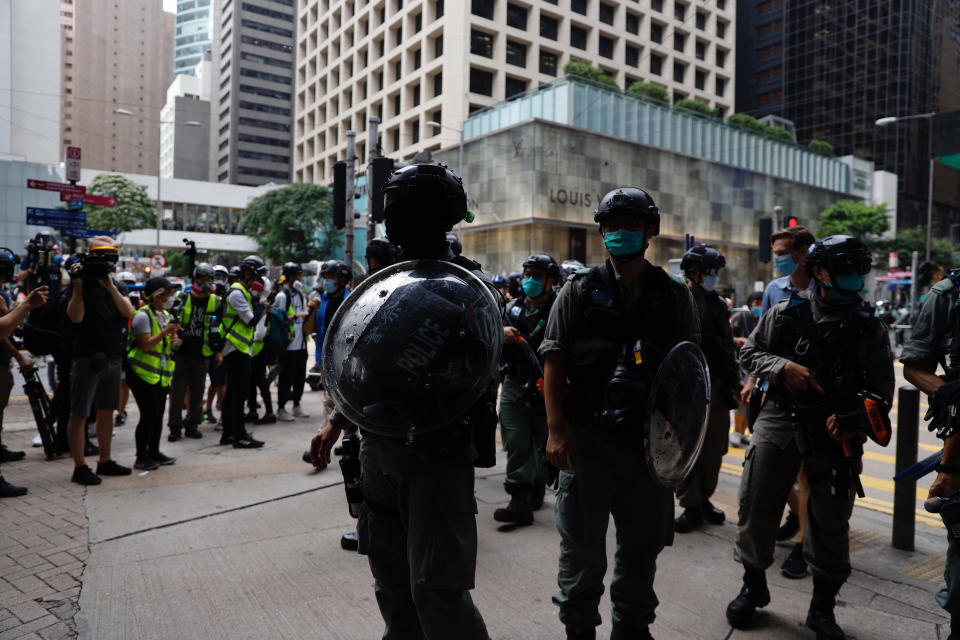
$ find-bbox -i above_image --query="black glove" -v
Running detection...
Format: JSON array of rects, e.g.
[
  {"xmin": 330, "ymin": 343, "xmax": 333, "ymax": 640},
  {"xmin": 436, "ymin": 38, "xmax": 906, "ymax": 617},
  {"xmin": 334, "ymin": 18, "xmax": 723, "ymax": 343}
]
[{"xmin": 928, "ymin": 379, "xmax": 960, "ymax": 439}]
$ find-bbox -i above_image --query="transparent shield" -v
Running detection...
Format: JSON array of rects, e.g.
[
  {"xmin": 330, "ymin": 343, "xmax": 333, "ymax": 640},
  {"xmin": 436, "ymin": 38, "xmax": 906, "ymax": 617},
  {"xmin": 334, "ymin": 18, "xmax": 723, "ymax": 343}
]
[
  {"xmin": 322, "ymin": 260, "xmax": 503, "ymax": 437},
  {"xmin": 644, "ymin": 341, "xmax": 711, "ymax": 488}
]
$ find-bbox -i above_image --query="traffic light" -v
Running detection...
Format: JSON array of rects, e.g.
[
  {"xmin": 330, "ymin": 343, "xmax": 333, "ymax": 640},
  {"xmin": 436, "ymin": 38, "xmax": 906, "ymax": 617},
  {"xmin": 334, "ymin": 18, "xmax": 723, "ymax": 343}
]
[
  {"xmin": 758, "ymin": 217, "xmax": 772, "ymax": 263},
  {"xmin": 368, "ymin": 156, "xmax": 394, "ymax": 223},
  {"xmin": 785, "ymin": 215, "xmax": 800, "ymax": 228},
  {"xmin": 144, "ymin": 265, "xmax": 152, "ymax": 276},
  {"xmin": 332, "ymin": 161, "xmax": 346, "ymax": 229}
]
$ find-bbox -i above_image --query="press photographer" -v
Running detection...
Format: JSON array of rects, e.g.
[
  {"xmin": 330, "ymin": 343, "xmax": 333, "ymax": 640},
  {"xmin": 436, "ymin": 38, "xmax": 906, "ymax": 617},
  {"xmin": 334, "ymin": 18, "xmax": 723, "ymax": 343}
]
[{"xmin": 64, "ymin": 237, "xmax": 135, "ymax": 486}]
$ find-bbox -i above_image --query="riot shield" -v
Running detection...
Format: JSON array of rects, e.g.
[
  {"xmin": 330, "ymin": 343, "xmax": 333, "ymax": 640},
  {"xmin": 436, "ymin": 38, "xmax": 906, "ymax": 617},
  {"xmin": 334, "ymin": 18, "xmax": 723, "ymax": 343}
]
[
  {"xmin": 322, "ymin": 259, "xmax": 503, "ymax": 438},
  {"xmin": 644, "ymin": 341, "xmax": 710, "ymax": 488}
]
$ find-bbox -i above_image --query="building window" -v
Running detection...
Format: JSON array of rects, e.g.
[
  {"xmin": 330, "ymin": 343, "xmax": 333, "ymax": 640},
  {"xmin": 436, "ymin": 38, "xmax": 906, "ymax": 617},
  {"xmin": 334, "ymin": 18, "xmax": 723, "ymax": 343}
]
[
  {"xmin": 716, "ymin": 20, "xmax": 727, "ymax": 39},
  {"xmin": 435, "ymin": 0, "xmax": 443, "ymax": 18},
  {"xmin": 433, "ymin": 72, "xmax": 443, "ymax": 95},
  {"xmin": 470, "ymin": 67, "xmax": 493, "ymax": 95},
  {"xmin": 716, "ymin": 0, "xmax": 725, "ymax": 9},
  {"xmin": 435, "ymin": 35, "xmax": 444, "ymax": 57},
  {"xmin": 411, "ymin": 120, "xmax": 419, "ymax": 143},
  {"xmin": 414, "ymin": 48, "xmax": 421, "ymax": 69},
  {"xmin": 413, "ymin": 84, "xmax": 420, "ymax": 106},
  {"xmin": 695, "ymin": 40, "xmax": 705, "ymax": 60},
  {"xmin": 673, "ymin": 61, "xmax": 685, "ymax": 82},
  {"xmin": 394, "ymin": 94, "xmax": 401, "ymax": 115},
  {"xmin": 716, "ymin": 77, "xmax": 726, "ymax": 97},
  {"xmin": 471, "ymin": 0, "xmax": 494, "ymax": 19},
  {"xmin": 570, "ymin": 25, "xmax": 587, "ymax": 49},
  {"xmin": 650, "ymin": 22, "xmax": 662, "ymax": 43},
  {"xmin": 506, "ymin": 3, "xmax": 527, "ymax": 30},
  {"xmin": 471, "ymin": 29, "xmax": 494, "ymax": 58},
  {"xmin": 599, "ymin": 2, "xmax": 614, "ymax": 25},
  {"xmin": 673, "ymin": 33, "xmax": 685, "ymax": 52},
  {"xmin": 650, "ymin": 53, "xmax": 662, "ymax": 75},
  {"xmin": 598, "ymin": 35, "xmax": 614, "ymax": 59},
  {"xmin": 674, "ymin": 1, "xmax": 685, "ymax": 20},
  {"xmin": 395, "ymin": 59, "xmax": 402, "ymax": 79},
  {"xmin": 540, "ymin": 14, "xmax": 558, "ymax": 40},
  {"xmin": 696, "ymin": 10, "xmax": 706, "ymax": 30},
  {"xmin": 694, "ymin": 69, "xmax": 705, "ymax": 90},
  {"xmin": 626, "ymin": 13, "xmax": 639, "ymax": 35},
  {"xmin": 539, "ymin": 50, "xmax": 558, "ymax": 75},
  {"xmin": 414, "ymin": 12, "xmax": 422, "ymax": 32},
  {"xmin": 716, "ymin": 49, "xmax": 726, "ymax": 68},
  {"xmin": 570, "ymin": 0, "xmax": 587, "ymax": 14},
  {"xmin": 651, "ymin": 0, "xmax": 662, "ymax": 10},
  {"xmin": 506, "ymin": 39, "xmax": 527, "ymax": 67},
  {"xmin": 625, "ymin": 44, "xmax": 639, "ymax": 67},
  {"xmin": 505, "ymin": 76, "xmax": 526, "ymax": 98},
  {"xmin": 394, "ymin": 25, "xmax": 403, "ymax": 45}
]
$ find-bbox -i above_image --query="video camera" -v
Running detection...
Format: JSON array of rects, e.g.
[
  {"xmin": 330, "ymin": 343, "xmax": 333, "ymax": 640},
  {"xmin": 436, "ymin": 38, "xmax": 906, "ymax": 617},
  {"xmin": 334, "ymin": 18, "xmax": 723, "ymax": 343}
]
[
  {"xmin": 71, "ymin": 249, "xmax": 119, "ymax": 281},
  {"xmin": 24, "ymin": 233, "xmax": 59, "ymax": 290}
]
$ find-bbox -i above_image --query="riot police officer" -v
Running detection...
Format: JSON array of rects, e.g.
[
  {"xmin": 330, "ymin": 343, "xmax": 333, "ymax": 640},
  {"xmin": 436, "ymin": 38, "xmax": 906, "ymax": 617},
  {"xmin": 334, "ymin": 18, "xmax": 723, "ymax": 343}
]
[
  {"xmin": 902, "ymin": 267, "xmax": 960, "ymax": 640},
  {"xmin": 312, "ymin": 163, "xmax": 494, "ymax": 640},
  {"xmin": 495, "ymin": 252, "xmax": 560, "ymax": 526},
  {"xmin": 541, "ymin": 187, "xmax": 700, "ymax": 640},
  {"xmin": 730, "ymin": 235, "xmax": 894, "ymax": 639},
  {"xmin": 675, "ymin": 244, "xmax": 741, "ymax": 532}
]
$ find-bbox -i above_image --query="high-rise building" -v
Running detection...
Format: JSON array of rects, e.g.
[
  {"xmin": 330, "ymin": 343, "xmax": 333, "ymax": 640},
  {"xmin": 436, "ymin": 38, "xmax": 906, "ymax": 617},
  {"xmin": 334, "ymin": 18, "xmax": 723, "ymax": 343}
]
[
  {"xmin": 0, "ymin": 0, "xmax": 61, "ymax": 165},
  {"xmin": 212, "ymin": 0, "xmax": 295, "ymax": 186},
  {"xmin": 175, "ymin": 0, "xmax": 213, "ymax": 76},
  {"xmin": 735, "ymin": 1, "xmax": 960, "ymax": 233},
  {"xmin": 161, "ymin": 55, "xmax": 212, "ymax": 180},
  {"xmin": 292, "ymin": 0, "xmax": 736, "ymax": 184},
  {"xmin": 63, "ymin": 0, "xmax": 174, "ymax": 174}
]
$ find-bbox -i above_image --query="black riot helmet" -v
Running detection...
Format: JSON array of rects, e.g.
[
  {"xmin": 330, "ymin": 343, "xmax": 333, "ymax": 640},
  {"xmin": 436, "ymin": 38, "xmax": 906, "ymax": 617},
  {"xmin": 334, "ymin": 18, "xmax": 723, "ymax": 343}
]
[
  {"xmin": 680, "ymin": 244, "xmax": 726, "ymax": 273},
  {"xmin": 0, "ymin": 247, "xmax": 17, "ymax": 282},
  {"xmin": 282, "ymin": 261, "xmax": 303, "ymax": 277},
  {"xmin": 321, "ymin": 259, "xmax": 351, "ymax": 280},
  {"xmin": 522, "ymin": 253, "xmax": 560, "ymax": 281},
  {"xmin": 446, "ymin": 233, "xmax": 463, "ymax": 256},
  {"xmin": 228, "ymin": 266, "xmax": 240, "ymax": 282},
  {"xmin": 239, "ymin": 255, "xmax": 267, "ymax": 280},
  {"xmin": 365, "ymin": 237, "xmax": 398, "ymax": 268},
  {"xmin": 507, "ymin": 271, "xmax": 523, "ymax": 299},
  {"xmin": 593, "ymin": 187, "xmax": 660, "ymax": 236},
  {"xmin": 560, "ymin": 259, "xmax": 586, "ymax": 280},
  {"xmin": 804, "ymin": 235, "xmax": 872, "ymax": 279},
  {"xmin": 383, "ymin": 163, "xmax": 471, "ymax": 246},
  {"xmin": 193, "ymin": 262, "xmax": 215, "ymax": 279}
]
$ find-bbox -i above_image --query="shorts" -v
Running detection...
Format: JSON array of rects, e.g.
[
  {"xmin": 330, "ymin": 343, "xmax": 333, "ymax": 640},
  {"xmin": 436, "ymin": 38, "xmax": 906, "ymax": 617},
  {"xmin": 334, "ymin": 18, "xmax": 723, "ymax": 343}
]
[
  {"xmin": 70, "ymin": 355, "xmax": 122, "ymax": 418},
  {"xmin": 209, "ymin": 358, "xmax": 226, "ymax": 387}
]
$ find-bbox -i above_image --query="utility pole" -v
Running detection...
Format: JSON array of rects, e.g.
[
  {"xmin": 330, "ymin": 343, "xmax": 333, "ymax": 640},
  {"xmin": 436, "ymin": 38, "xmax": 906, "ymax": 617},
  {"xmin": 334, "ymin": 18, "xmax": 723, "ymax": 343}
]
[
  {"xmin": 345, "ymin": 130, "xmax": 356, "ymax": 271},
  {"xmin": 367, "ymin": 116, "xmax": 380, "ymax": 240}
]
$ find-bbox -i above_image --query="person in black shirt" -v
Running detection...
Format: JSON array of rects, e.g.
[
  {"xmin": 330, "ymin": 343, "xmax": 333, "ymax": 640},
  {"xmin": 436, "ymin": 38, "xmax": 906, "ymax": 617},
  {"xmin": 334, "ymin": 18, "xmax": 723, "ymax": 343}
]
[{"xmin": 64, "ymin": 239, "xmax": 135, "ymax": 486}]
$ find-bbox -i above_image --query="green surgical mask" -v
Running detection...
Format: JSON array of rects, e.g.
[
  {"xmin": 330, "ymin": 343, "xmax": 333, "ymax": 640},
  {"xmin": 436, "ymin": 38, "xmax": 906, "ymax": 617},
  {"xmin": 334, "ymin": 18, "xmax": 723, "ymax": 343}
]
[
  {"xmin": 521, "ymin": 276, "xmax": 544, "ymax": 298},
  {"xmin": 603, "ymin": 229, "xmax": 646, "ymax": 260}
]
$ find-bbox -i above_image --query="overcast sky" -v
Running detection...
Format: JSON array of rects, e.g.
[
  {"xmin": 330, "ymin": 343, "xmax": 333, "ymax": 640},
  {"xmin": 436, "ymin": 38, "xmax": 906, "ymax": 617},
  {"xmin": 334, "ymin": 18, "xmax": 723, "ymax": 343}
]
[{"xmin": 163, "ymin": 0, "xmax": 176, "ymax": 13}]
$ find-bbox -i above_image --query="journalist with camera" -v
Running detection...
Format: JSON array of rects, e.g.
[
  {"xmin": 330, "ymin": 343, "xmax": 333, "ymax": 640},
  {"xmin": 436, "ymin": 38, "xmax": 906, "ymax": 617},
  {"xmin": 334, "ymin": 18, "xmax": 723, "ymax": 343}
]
[
  {"xmin": 167, "ymin": 263, "xmax": 222, "ymax": 441},
  {"xmin": 64, "ymin": 237, "xmax": 135, "ymax": 486}
]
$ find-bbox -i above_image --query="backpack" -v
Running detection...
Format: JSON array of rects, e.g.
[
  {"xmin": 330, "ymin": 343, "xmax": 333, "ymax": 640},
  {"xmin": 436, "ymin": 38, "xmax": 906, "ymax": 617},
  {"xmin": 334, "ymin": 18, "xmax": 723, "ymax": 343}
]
[
  {"xmin": 22, "ymin": 286, "xmax": 65, "ymax": 356},
  {"xmin": 262, "ymin": 294, "xmax": 294, "ymax": 362}
]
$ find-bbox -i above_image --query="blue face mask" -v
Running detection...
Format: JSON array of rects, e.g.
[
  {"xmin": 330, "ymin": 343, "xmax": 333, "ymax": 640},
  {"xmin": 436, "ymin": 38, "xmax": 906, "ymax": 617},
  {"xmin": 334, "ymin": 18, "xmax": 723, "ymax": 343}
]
[
  {"xmin": 822, "ymin": 272, "xmax": 864, "ymax": 303},
  {"xmin": 751, "ymin": 306, "xmax": 762, "ymax": 318},
  {"xmin": 701, "ymin": 274, "xmax": 719, "ymax": 292},
  {"xmin": 603, "ymin": 229, "xmax": 646, "ymax": 260},
  {"xmin": 521, "ymin": 276, "xmax": 544, "ymax": 298},
  {"xmin": 322, "ymin": 278, "xmax": 337, "ymax": 294},
  {"xmin": 774, "ymin": 254, "xmax": 798, "ymax": 276}
]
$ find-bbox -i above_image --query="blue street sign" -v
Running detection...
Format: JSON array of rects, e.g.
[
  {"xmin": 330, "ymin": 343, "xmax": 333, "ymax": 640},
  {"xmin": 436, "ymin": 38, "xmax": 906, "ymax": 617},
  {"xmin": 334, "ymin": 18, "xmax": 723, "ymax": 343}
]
[
  {"xmin": 67, "ymin": 199, "xmax": 84, "ymax": 211},
  {"xmin": 26, "ymin": 207, "xmax": 85, "ymax": 228},
  {"xmin": 85, "ymin": 229, "xmax": 116, "ymax": 238},
  {"xmin": 62, "ymin": 229, "xmax": 115, "ymax": 239}
]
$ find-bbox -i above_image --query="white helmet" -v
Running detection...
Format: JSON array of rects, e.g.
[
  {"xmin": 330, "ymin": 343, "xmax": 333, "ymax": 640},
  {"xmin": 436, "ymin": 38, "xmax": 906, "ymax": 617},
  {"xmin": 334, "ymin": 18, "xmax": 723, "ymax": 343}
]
[{"xmin": 117, "ymin": 271, "xmax": 136, "ymax": 284}]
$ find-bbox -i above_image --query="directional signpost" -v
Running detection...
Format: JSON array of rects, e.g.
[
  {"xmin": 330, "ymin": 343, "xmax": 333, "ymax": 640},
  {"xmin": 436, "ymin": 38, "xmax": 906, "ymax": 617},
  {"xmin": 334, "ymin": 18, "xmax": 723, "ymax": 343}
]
[
  {"xmin": 66, "ymin": 198, "xmax": 84, "ymax": 211},
  {"xmin": 59, "ymin": 192, "xmax": 117, "ymax": 207},
  {"xmin": 26, "ymin": 207, "xmax": 86, "ymax": 228},
  {"xmin": 26, "ymin": 179, "xmax": 85, "ymax": 195},
  {"xmin": 26, "ymin": 158, "xmax": 117, "ymax": 249}
]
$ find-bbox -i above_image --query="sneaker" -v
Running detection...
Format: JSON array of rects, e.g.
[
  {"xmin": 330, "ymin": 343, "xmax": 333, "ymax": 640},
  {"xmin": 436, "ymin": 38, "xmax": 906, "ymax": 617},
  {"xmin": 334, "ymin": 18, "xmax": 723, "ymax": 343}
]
[
  {"xmin": 292, "ymin": 405, "xmax": 310, "ymax": 418},
  {"xmin": 84, "ymin": 441, "xmax": 99, "ymax": 456},
  {"xmin": 203, "ymin": 411, "xmax": 217, "ymax": 424},
  {"xmin": 0, "ymin": 446, "xmax": 26, "ymax": 463},
  {"xmin": 96, "ymin": 460, "xmax": 132, "ymax": 476},
  {"xmin": 215, "ymin": 420, "xmax": 224, "ymax": 431},
  {"xmin": 309, "ymin": 363, "xmax": 321, "ymax": 374},
  {"xmin": 781, "ymin": 542, "xmax": 809, "ymax": 579},
  {"xmin": 0, "ymin": 476, "xmax": 28, "ymax": 497},
  {"xmin": 114, "ymin": 412, "xmax": 127, "ymax": 427},
  {"xmin": 729, "ymin": 431, "xmax": 743, "ymax": 447},
  {"xmin": 340, "ymin": 531, "xmax": 359, "ymax": 551},
  {"xmin": 233, "ymin": 436, "xmax": 264, "ymax": 449},
  {"xmin": 134, "ymin": 458, "xmax": 159, "ymax": 471},
  {"xmin": 72, "ymin": 465, "xmax": 102, "ymax": 485},
  {"xmin": 152, "ymin": 452, "xmax": 176, "ymax": 466},
  {"xmin": 255, "ymin": 414, "xmax": 277, "ymax": 425},
  {"xmin": 32, "ymin": 434, "xmax": 42, "ymax": 447},
  {"xmin": 740, "ymin": 433, "xmax": 751, "ymax": 446},
  {"xmin": 276, "ymin": 408, "xmax": 295, "ymax": 422}
]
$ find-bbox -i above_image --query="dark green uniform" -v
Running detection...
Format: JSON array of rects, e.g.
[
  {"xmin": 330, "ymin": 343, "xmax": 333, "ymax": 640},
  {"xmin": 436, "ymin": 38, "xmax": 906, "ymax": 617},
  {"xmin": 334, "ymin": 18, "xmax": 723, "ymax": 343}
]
[
  {"xmin": 899, "ymin": 276, "xmax": 960, "ymax": 626},
  {"xmin": 500, "ymin": 294, "xmax": 554, "ymax": 491},
  {"xmin": 540, "ymin": 259, "xmax": 700, "ymax": 635}
]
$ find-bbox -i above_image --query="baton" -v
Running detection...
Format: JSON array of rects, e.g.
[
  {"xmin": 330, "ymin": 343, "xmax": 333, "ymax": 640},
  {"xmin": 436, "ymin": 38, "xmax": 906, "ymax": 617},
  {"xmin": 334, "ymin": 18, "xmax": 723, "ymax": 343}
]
[{"xmin": 892, "ymin": 449, "xmax": 942, "ymax": 482}]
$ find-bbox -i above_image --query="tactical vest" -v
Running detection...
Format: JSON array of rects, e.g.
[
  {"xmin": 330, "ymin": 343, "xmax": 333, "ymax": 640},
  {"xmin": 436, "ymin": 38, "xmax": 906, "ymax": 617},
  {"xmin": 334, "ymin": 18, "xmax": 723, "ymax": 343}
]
[
  {"xmin": 181, "ymin": 293, "xmax": 220, "ymax": 357},
  {"xmin": 942, "ymin": 270, "xmax": 960, "ymax": 374},
  {"xmin": 127, "ymin": 306, "xmax": 175, "ymax": 386},
  {"xmin": 223, "ymin": 282, "xmax": 255, "ymax": 356},
  {"xmin": 566, "ymin": 260, "xmax": 685, "ymax": 417}
]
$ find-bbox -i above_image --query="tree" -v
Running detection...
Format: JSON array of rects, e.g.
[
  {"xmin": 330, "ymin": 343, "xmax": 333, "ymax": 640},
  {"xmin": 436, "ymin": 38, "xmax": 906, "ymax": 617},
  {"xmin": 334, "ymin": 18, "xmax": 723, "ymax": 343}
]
[
  {"xmin": 872, "ymin": 226, "xmax": 959, "ymax": 272},
  {"xmin": 808, "ymin": 139, "xmax": 835, "ymax": 157},
  {"xmin": 727, "ymin": 113, "xmax": 766, "ymax": 133},
  {"xmin": 563, "ymin": 60, "xmax": 618, "ymax": 87},
  {"xmin": 817, "ymin": 200, "xmax": 890, "ymax": 238},
  {"xmin": 627, "ymin": 81, "xmax": 669, "ymax": 104},
  {"xmin": 239, "ymin": 183, "xmax": 341, "ymax": 264},
  {"xmin": 84, "ymin": 173, "xmax": 155, "ymax": 233}
]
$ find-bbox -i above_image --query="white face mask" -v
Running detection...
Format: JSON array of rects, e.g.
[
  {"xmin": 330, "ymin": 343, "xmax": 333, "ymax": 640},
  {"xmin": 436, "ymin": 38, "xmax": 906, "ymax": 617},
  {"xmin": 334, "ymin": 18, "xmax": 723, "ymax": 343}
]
[
  {"xmin": 162, "ymin": 295, "xmax": 174, "ymax": 309},
  {"xmin": 702, "ymin": 274, "xmax": 719, "ymax": 292},
  {"xmin": 293, "ymin": 280, "xmax": 304, "ymax": 292}
]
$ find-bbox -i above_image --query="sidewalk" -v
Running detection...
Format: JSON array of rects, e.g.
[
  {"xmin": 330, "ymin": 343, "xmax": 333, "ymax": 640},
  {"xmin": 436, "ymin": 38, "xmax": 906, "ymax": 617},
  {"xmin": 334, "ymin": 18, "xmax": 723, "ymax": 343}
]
[{"xmin": 0, "ymin": 385, "xmax": 952, "ymax": 639}]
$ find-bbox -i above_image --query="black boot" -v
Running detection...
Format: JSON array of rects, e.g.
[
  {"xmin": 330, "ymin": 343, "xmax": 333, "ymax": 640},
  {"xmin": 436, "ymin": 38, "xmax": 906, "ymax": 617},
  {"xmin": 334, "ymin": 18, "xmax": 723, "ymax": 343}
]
[
  {"xmin": 494, "ymin": 483, "xmax": 534, "ymax": 526},
  {"xmin": 0, "ymin": 444, "xmax": 26, "ymax": 463},
  {"xmin": 610, "ymin": 625, "xmax": 654, "ymax": 640},
  {"xmin": 0, "ymin": 476, "xmax": 28, "ymax": 498},
  {"xmin": 701, "ymin": 499, "xmax": 725, "ymax": 524},
  {"xmin": 674, "ymin": 507, "xmax": 703, "ymax": 533},
  {"xmin": 726, "ymin": 568, "xmax": 770, "ymax": 628},
  {"xmin": 805, "ymin": 578, "xmax": 846, "ymax": 639},
  {"xmin": 565, "ymin": 627, "xmax": 595, "ymax": 640},
  {"xmin": 949, "ymin": 614, "xmax": 960, "ymax": 640}
]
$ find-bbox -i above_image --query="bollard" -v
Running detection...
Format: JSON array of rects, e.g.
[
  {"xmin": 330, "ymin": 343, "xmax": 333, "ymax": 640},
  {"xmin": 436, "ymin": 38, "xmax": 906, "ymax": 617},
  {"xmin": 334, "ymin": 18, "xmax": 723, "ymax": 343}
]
[{"xmin": 892, "ymin": 385, "xmax": 920, "ymax": 551}]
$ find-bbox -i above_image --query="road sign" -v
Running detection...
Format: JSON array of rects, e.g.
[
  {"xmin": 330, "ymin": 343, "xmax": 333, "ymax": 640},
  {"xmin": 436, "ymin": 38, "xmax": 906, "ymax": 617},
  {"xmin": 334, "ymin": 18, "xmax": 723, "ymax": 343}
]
[
  {"xmin": 26, "ymin": 207, "xmax": 86, "ymax": 228},
  {"xmin": 26, "ymin": 179, "xmax": 85, "ymax": 194},
  {"xmin": 59, "ymin": 192, "xmax": 116, "ymax": 207},
  {"xmin": 67, "ymin": 198, "xmax": 84, "ymax": 211},
  {"xmin": 65, "ymin": 146, "xmax": 81, "ymax": 182},
  {"xmin": 63, "ymin": 228, "xmax": 115, "ymax": 239},
  {"xmin": 150, "ymin": 253, "xmax": 167, "ymax": 269}
]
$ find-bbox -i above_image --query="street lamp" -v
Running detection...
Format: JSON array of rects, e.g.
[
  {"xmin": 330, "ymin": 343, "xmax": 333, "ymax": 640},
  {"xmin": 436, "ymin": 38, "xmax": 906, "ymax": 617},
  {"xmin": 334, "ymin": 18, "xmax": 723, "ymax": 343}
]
[
  {"xmin": 426, "ymin": 120, "xmax": 463, "ymax": 178},
  {"xmin": 875, "ymin": 111, "xmax": 938, "ymax": 262},
  {"xmin": 114, "ymin": 108, "xmax": 201, "ymax": 251}
]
